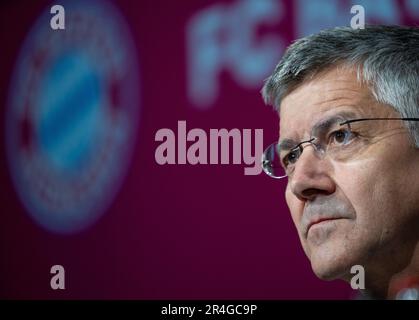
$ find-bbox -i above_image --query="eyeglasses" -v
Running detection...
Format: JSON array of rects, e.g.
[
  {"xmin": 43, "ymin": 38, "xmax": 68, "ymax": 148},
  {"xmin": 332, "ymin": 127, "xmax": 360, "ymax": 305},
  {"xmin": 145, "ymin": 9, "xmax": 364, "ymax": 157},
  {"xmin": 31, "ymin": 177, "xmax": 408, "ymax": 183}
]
[{"xmin": 261, "ymin": 117, "xmax": 419, "ymax": 179}]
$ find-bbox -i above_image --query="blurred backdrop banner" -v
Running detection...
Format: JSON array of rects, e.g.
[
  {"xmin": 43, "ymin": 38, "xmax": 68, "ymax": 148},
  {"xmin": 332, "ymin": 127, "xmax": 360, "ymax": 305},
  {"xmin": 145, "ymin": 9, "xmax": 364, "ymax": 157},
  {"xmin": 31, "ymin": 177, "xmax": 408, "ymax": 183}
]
[{"xmin": 1, "ymin": 0, "xmax": 418, "ymax": 299}]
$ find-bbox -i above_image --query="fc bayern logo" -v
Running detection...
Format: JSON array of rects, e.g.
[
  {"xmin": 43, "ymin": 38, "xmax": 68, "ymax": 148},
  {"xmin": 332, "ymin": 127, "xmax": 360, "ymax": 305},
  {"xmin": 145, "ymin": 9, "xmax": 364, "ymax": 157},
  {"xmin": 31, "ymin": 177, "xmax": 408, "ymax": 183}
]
[{"xmin": 6, "ymin": 0, "xmax": 140, "ymax": 233}]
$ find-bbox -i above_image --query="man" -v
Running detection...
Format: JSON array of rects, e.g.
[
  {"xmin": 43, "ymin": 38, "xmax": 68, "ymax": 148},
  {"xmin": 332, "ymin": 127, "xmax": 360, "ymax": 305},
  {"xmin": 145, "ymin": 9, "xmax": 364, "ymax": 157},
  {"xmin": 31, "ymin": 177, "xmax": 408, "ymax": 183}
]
[{"xmin": 261, "ymin": 25, "xmax": 419, "ymax": 299}]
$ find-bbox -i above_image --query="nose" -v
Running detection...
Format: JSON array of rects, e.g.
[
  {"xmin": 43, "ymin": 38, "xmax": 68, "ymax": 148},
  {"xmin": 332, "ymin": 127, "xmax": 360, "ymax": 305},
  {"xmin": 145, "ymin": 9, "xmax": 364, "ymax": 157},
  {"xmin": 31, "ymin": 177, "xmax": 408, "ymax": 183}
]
[{"xmin": 289, "ymin": 145, "xmax": 335, "ymax": 201}]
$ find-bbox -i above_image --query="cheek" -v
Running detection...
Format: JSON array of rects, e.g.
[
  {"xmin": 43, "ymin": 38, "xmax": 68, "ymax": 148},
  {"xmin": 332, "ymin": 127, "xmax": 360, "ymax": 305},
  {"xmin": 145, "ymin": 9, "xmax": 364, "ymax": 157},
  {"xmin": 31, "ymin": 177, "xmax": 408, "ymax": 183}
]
[
  {"xmin": 335, "ymin": 161, "xmax": 371, "ymax": 205},
  {"xmin": 336, "ymin": 137, "xmax": 415, "ymax": 213},
  {"xmin": 334, "ymin": 159, "xmax": 395, "ymax": 230}
]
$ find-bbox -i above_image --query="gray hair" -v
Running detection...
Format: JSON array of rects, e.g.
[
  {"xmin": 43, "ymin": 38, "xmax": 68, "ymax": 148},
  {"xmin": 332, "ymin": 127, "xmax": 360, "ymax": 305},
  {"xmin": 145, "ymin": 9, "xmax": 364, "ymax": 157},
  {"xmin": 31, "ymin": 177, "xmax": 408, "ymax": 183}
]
[{"xmin": 262, "ymin": 25, "xmax": 419, "ymax": 146}]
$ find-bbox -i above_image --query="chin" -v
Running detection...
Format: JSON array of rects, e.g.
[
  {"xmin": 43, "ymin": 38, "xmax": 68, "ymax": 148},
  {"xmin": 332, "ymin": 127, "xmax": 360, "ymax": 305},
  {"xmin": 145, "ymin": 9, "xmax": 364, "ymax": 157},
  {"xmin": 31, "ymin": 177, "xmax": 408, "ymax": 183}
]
[
  {"xmin": 307, "ymin": 243, "xmax": 355, "ymax": 281},
  {"xmin": 311, "ymin": 262, "xmax": 346, "ymax": 281}
]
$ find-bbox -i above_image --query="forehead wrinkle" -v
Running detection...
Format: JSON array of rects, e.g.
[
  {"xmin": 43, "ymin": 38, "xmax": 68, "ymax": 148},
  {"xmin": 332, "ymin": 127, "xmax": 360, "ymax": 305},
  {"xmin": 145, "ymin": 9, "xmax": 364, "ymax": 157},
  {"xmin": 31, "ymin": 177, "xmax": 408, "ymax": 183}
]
[
  {"xmin": 304, "ymin": 95, "xmax": 368, "ymax": 118},
  {"xmin": 280, "ymin": 81, "xmax": 367, "ymax": 115},
  {"xmin": 325, "ymin": 88, "xmax": 365, "ymax": 95},
  {"xmin": 317, "ymin": 79, "xmax": 361, "ymax": 85},
  {"xmin": 311, "ymin": 86, "xmax": 369, "ymax": 105},
  {"xmin": 307, "ymin": 84, "xmax": 368, "ymax": 107},
  {"xmin": 302, "ymin": 79, "xmax": 363, "ymax": 97},
  {"xmin": 311, "ymin": 97, "xmax": 358, "ymax": 109}
]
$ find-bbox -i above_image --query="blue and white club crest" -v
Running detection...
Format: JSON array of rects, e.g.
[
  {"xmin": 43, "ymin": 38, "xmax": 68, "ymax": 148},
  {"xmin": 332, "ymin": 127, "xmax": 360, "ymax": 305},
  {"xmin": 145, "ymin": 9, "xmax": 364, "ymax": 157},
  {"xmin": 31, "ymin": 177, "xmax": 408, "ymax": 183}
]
[{"xmin": 6, "ymin": 0, "xmax": 140, "ymax": 233}]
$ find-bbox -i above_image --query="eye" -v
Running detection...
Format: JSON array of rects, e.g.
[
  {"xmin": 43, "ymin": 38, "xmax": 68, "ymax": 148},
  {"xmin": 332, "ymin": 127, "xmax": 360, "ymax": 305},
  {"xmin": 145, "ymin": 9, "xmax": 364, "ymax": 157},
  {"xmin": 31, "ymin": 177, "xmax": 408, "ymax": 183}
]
[
  {"xmin": 282, "ymin": 148, "xmax": 300, "ymax": 167},
  {"xmin": 329, "ymin": 129, "xmax": 355, "ymax": 145}
]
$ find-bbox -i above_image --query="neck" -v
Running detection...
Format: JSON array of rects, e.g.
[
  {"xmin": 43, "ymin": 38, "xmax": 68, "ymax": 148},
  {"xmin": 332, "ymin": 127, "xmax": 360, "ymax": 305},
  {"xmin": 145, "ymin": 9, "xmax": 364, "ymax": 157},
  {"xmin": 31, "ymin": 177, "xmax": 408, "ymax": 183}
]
[
  {"xmin": 386, "ymin": 243, "xmax": 419, "ymax": 299},
  {"xmin": 360, "ymin": 241, "xmax": 419, "ymax": 299}
]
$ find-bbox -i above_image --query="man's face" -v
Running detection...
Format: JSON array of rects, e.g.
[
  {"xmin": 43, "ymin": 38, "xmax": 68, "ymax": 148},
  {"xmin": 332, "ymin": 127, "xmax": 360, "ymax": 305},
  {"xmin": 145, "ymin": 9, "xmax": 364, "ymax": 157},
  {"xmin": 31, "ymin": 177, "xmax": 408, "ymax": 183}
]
[{"xmin": 279, "ymin": 67, "xmax": 419, "ymax": 282}]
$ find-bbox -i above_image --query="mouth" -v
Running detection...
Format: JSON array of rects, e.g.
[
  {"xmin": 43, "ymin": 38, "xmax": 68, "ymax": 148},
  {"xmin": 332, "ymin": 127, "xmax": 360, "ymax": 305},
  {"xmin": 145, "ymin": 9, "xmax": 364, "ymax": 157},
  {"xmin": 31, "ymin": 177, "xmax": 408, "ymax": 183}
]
[{"xmin": 305, "ymin": 217, "xmax": 345, "ymax": 237}]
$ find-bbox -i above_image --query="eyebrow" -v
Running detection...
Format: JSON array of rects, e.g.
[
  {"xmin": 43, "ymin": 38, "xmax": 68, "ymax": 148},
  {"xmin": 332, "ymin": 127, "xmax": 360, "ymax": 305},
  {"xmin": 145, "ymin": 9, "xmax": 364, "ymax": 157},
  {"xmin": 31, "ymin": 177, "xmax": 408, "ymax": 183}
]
[
  {"xmin": 311, "ymin": 114, "xmax": 348, "ymax": 136},
  {"xmin": 278, "ymin": 110, "xmax": 358, "ymax": 151},
  {"xmin": 277, "ymin": 138, "xmax": 298, "ymax": 151}
]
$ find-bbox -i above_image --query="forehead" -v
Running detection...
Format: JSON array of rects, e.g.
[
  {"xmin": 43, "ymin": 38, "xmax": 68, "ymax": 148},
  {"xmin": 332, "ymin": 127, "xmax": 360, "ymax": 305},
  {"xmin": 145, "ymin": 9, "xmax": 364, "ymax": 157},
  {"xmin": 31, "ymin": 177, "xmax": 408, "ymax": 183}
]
[{"xmin": 279, "ymin": 67, "xmax": 386, "ymax": 137}]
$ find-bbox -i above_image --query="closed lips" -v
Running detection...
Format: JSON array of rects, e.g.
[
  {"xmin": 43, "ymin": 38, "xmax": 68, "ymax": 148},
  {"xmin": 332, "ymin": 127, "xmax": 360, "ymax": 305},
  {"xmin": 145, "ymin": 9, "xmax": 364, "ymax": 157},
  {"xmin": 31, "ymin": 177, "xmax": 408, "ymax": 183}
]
[{"xmin": 306, "ymin": 217, "xmax": 344, "ymax": 235}]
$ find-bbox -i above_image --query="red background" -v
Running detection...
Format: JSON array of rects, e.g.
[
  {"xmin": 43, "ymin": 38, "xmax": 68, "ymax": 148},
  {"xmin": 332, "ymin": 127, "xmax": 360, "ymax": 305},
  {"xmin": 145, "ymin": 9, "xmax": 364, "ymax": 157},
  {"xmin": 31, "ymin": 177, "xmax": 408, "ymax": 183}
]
[{"xmin": 1, "ymin": 0, "xmax": 418, "ymax": 299}]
